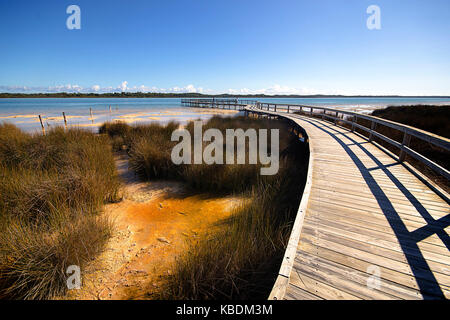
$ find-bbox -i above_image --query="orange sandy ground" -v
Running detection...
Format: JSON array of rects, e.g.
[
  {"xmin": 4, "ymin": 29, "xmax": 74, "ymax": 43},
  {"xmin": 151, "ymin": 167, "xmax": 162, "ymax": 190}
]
[{"xmin": 67, "ymin": 186, "xmax": 241, "ymax": 300}]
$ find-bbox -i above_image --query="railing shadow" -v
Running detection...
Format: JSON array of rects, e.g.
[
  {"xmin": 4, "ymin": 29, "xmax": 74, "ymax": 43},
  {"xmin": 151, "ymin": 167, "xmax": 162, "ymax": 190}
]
[{"xmin": 290, "ymin": 114, "xmax": 448, "ymax": 299}]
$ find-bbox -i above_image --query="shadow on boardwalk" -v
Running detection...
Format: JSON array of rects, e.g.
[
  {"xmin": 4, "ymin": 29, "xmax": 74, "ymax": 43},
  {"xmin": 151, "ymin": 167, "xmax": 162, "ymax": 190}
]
[{"xmin": 292, "ymin": 115, "xmax": 449, "ymax": 299}]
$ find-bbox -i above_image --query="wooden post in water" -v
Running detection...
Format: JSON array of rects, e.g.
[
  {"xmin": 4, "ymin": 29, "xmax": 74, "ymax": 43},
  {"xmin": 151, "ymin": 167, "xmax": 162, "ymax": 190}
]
[
  {"xmin": 90, "ymin": 108, "xmax": 94, "ymax": 124},
  {"xmin": 38, "ymin": 115, "xmax": 45, "ymax": 135},
  {"xmin": 62, "ymin": 112, "xmax": 68, "ymax": 130}
]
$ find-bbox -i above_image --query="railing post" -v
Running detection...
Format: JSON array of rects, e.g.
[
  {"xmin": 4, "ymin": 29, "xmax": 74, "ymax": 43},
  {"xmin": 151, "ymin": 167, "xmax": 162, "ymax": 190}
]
[
  {"xmin": 399, "ymin": 132, "xmax": 411, "ymax": 162},
  {"xmin": 334, "ymin": 111, "xmax": 338, "ymax": 125},
  {"xmin": 287, "ymin": 105, "xmax": 290, "ymax": 113},
  {"xmin": 310, "ymin": 107, "xmax": 313, "ymax": 116},
  {"xmin": 369, "ymin": 121, "xmax": 377, "ymax": 141},
  {"xmin": 351, "ymin": 116, "xmax": 356, "ymax": 132},
  {"xmin": 274, "ymin": 104, "xmax": 277, "ymax": 112}
]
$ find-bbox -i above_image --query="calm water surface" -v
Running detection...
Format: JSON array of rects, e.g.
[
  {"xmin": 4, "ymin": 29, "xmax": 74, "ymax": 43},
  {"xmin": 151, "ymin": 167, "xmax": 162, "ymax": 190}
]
[{"xmin": 1, "ymin": 97, "xmax": 449, "ymax": 132}]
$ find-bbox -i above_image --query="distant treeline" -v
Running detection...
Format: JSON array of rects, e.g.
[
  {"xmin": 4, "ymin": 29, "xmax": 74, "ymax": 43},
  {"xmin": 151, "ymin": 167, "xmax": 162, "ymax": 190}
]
[{"xmin": 1, "ymin": 92, "xmax": 449, "ymax": 99}]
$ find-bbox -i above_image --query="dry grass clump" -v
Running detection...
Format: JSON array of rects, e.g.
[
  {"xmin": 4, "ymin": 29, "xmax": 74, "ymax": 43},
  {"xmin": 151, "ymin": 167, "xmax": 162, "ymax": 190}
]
[
  {"xmin": 181, "ymin": 116, "xmax": 297, "ymax": 193},
  {"xmin": 100, "ymin": 121, "xmax": 181, "ymax": 179},
  {"xmin": 101, "ymin": 117, "xmax": 300, "ymax": 194},
  {"xmin": 0, "ymin": 124, "xmax": 120, "ymax": 299}
]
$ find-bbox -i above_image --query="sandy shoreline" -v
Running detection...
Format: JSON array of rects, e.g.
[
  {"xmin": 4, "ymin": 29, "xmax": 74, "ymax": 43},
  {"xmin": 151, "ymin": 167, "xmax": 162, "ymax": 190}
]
[{"xmin": 0, "ymin": 107, "xmax": 240, "ymax": 132}]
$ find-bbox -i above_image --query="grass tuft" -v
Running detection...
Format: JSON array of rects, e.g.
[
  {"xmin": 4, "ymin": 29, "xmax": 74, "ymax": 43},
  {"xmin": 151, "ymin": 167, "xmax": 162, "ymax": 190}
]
[{"xmin": 0, "ymin": 124, "xmax": 120, "ymax": 299}]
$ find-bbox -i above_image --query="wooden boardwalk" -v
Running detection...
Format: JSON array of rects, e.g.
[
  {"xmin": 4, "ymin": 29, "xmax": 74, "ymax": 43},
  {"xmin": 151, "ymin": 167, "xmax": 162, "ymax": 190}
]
[
  {"xmin": 182, "ymin": 99, "xmax": 450, "ymax": 300},
  {"xmin": 250, "ymin": 109, "xmax": 450, "ymax": 300}
]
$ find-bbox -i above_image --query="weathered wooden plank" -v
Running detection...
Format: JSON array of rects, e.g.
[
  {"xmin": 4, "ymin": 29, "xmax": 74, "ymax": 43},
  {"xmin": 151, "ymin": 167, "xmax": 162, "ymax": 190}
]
[
  {"xmin": 303, "ymin": 217, "xmax": 450, "ymax": 264},
  {"xmin": 292, "ymin": 253, "xmax": 399, "ymax": 299},
  {"xmin": 289, "ymin": 268, "xmax": 362, "ymax": 300},
  {"xmin": 297, "ymin": 240, "xmax": 450, "ymax": 299},
  {"xmin": 242, "ymin": 106, "xmax": 450, "ymax": 300},
  {"xmin": 284, "ymin": 283, "xmax": 324, "ymax": 300},
  {"xmin": 310, "ymin": 182, "xmax": 449, "ymax": 210},
  {"xmin": 307, "ymin": 205, "xmax": 447, "ymax": 247},
  {"xmin": 300, "ymin": 226, "xmax": 450, "ymax": 285}
]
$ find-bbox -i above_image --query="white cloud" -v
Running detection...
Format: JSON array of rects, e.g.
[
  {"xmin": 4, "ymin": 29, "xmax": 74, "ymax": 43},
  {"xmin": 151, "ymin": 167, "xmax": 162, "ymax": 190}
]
[
  {"xmin": 0, "ymin": 82, "xmax": 209, "ymax": 94},
  {"xmin": 119, "ymin": 81, "xmax": 128, "ymax": 92},
  {"xmin": 226, "ymin": 84, "xmax": 344, "ymax": 96},
  {"xmin": 1, "ymin": 82, "xmax": 447, "ymax": 96}
]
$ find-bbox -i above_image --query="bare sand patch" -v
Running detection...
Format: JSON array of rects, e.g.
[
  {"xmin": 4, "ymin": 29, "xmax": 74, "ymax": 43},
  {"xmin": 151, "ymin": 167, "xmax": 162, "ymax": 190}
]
[{"xmin": 67, "ymin": 154, "xmax": 242, "ymax": 300}]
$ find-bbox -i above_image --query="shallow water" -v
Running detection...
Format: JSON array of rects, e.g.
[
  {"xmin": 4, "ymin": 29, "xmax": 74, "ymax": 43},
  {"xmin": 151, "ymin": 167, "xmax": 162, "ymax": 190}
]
[
  {"xmin": 0, "ymin": 98, "xmax": 239, "ymax": 132},
  {"xmin": 1, "ymin": 97, "xmax": 449, "ymax": 132}
]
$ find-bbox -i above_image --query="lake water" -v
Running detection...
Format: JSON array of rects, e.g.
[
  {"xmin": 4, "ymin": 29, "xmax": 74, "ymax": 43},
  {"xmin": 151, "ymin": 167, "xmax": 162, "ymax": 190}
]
[{"xmin": 1, "ymin": 97, "xmax": 449, "ymax": 132}]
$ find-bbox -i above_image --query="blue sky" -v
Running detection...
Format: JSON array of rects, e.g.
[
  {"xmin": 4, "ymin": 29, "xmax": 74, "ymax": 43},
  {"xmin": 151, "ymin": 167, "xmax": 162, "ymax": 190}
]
[{"xmin": 0, "ymin": 0, "xmax": 449, "ymax": 95}]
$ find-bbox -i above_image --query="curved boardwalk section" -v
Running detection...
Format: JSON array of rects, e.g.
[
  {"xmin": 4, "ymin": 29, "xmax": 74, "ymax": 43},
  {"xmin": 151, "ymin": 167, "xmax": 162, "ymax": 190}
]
[
  {"xmin": 246, "ymin": 108, "xmax": 449, "ymax": 300},
  {"xmin": 181, "ymin": 99, "xmax": 449, "ymax": 300}
]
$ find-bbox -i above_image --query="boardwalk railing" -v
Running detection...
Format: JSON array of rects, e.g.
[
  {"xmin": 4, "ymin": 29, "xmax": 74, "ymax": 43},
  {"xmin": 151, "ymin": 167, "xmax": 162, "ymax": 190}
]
[
  {"xmin": 181, "ymin": 98, "xmax": 258, "ymax": 110},
  {"xmin": 182, "ymin": 99, "xmax": 449, "ymax": 181},
  {"xmin": 255, "ymin": 103, "xmax": 450, "ymax": 181}
]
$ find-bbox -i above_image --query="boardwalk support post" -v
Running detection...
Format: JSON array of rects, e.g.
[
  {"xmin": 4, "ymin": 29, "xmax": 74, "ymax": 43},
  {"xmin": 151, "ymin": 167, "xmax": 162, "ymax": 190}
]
[
  {"xmin": 369, "ymin": 122, "xmax": 377, "ymax": 141},
  {"xmin": 399, "ymin": 132, "xmax": 411, "ymax": 162}
]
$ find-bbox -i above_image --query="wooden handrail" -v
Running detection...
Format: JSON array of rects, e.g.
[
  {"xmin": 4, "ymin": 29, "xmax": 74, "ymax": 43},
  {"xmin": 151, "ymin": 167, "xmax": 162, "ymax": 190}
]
[
  {"xmin": 252, "ymin": 103, "xmax": 450, "ymax": 180},
  {"xmin": 256, "ymin": 102, "xmax": 450, "ymax": 152}
]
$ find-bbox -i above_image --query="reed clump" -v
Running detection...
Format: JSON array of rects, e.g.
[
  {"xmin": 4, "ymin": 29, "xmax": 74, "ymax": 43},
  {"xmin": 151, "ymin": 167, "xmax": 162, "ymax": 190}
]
[
  {"xmin": 100, "ymin": 117, "xmax": 300, "ymax": 194},
  {"xmin": 0, "ymin": 124, "xmax": 120, "ymax": 299}
]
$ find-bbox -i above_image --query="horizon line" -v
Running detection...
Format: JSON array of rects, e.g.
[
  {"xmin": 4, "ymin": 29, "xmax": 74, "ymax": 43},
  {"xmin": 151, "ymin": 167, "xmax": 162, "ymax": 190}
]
[{"xmin": 1, "ymin": 92, "xmax": 450, "ymax": 99}]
